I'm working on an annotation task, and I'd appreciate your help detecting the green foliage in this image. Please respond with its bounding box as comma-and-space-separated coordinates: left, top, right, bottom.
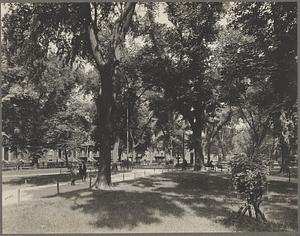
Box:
138, 2, 223, 117
229, 2, 297, 109
45, 89, 93, 150
1, 51, 86, 156
230, 154, 268, 205
3, 3, 91, 67
134, 3, 225, 167
2, 1, 297, 184
228, 2, 297, 157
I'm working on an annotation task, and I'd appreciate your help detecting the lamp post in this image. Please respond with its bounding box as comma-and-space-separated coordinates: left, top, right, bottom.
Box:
126, 105, 129, 163
180, 119, 187, 161
125, 86, 131, 169
182, 131, 185, 160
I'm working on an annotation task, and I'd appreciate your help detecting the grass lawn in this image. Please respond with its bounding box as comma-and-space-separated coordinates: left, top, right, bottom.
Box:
2, 171, 298, 233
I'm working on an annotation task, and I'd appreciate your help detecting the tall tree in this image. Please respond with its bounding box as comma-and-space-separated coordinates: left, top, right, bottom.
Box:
204, 106, 233, 163
2, 2, 136, 188
227, 2, 297, 169
45, 89, 93, 166
137, 2, 223, 170
1, 54, 81, 162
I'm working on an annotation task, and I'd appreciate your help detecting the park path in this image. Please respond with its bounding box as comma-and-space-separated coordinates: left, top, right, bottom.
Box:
2, 168, 169, 206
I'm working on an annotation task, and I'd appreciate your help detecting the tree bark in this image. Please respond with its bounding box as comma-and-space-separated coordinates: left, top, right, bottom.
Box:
253, 204, 267, 222
192, 122, 204, 171
280, 135, 289, 174
95, 140, 112, 188
94, 65, 114, 188
64, 149, 69, 168
217, 132, 226, 160
206, 140, 212, 164
81, 2, 136, 188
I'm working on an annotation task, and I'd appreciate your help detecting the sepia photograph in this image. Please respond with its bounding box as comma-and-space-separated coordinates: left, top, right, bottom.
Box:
1, 1, 298, 234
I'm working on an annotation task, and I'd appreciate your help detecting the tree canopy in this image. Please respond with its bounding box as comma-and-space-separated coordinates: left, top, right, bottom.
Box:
1, 1, 297, 186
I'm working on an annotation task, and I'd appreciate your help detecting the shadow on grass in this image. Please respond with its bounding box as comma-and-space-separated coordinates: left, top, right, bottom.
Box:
220, 212, 290, 231
268, 180, 297, 195
44, 188, 185, 229
264, 204, 298, 231
131, 176, 171, 188
145, 172, 297, 232
42, 171, 297, 232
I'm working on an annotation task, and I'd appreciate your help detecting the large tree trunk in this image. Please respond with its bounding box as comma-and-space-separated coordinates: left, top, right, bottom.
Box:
82, 2, 136, 189
95, 139, 112, 188
94, 65, 114, 189
280, 135, 289, 174
217, 132, 226, 161
64, 149, 69, 168
206, 140, 212, 164
192, 122, 204, 171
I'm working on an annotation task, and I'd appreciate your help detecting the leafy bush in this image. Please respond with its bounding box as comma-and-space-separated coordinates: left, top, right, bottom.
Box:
230, 154, 268, 221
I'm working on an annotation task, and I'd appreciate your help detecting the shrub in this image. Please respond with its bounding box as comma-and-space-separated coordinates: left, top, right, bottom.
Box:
230, 154, 268, 222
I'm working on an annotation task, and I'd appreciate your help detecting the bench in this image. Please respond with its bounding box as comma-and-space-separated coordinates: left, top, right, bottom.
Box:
269, 167, 281, 175
216, 162, 230, 172
269, 162, 281, 175
2, 162, 17, 170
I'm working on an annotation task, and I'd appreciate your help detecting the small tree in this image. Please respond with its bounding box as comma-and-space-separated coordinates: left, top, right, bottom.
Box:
230, 154, 268, 222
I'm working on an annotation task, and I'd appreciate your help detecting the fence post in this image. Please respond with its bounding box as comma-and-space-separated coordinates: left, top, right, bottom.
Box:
17, 189, 20, 205
89, 175, 92, 188
57, 179, 60, 194
144, 170, 146, 177
154, 168, 155, 173
288, 168, 291, 183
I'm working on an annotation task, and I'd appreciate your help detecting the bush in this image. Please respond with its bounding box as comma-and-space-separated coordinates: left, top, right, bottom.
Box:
230, 154, 268, 222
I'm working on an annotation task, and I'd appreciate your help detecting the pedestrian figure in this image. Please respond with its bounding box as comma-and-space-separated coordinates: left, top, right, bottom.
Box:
82, 162, 87, 182
208, 160, 214, 170
182, 158, 188, 170
70, 165, 76, 185
78, 164, 83, 181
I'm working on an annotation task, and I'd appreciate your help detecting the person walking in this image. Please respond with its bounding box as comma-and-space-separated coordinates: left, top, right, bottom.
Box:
182, 158, 188, 170
70, 165, 76, 185
82, 162, 87, 182
78, 164, 83, 182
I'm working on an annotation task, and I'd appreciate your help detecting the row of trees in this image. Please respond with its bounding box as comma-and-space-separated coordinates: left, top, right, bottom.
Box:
2, 53, 93, 163
2, 2, 297, 188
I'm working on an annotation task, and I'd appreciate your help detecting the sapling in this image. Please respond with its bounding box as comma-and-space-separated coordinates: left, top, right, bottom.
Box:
230, 154, 268, 222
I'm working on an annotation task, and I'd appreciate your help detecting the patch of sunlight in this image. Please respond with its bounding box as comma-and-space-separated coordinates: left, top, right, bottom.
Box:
79, 192, 93, 197
193, 202, 206, 208
269, 202, 298, 209
200, 195, 227, 202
